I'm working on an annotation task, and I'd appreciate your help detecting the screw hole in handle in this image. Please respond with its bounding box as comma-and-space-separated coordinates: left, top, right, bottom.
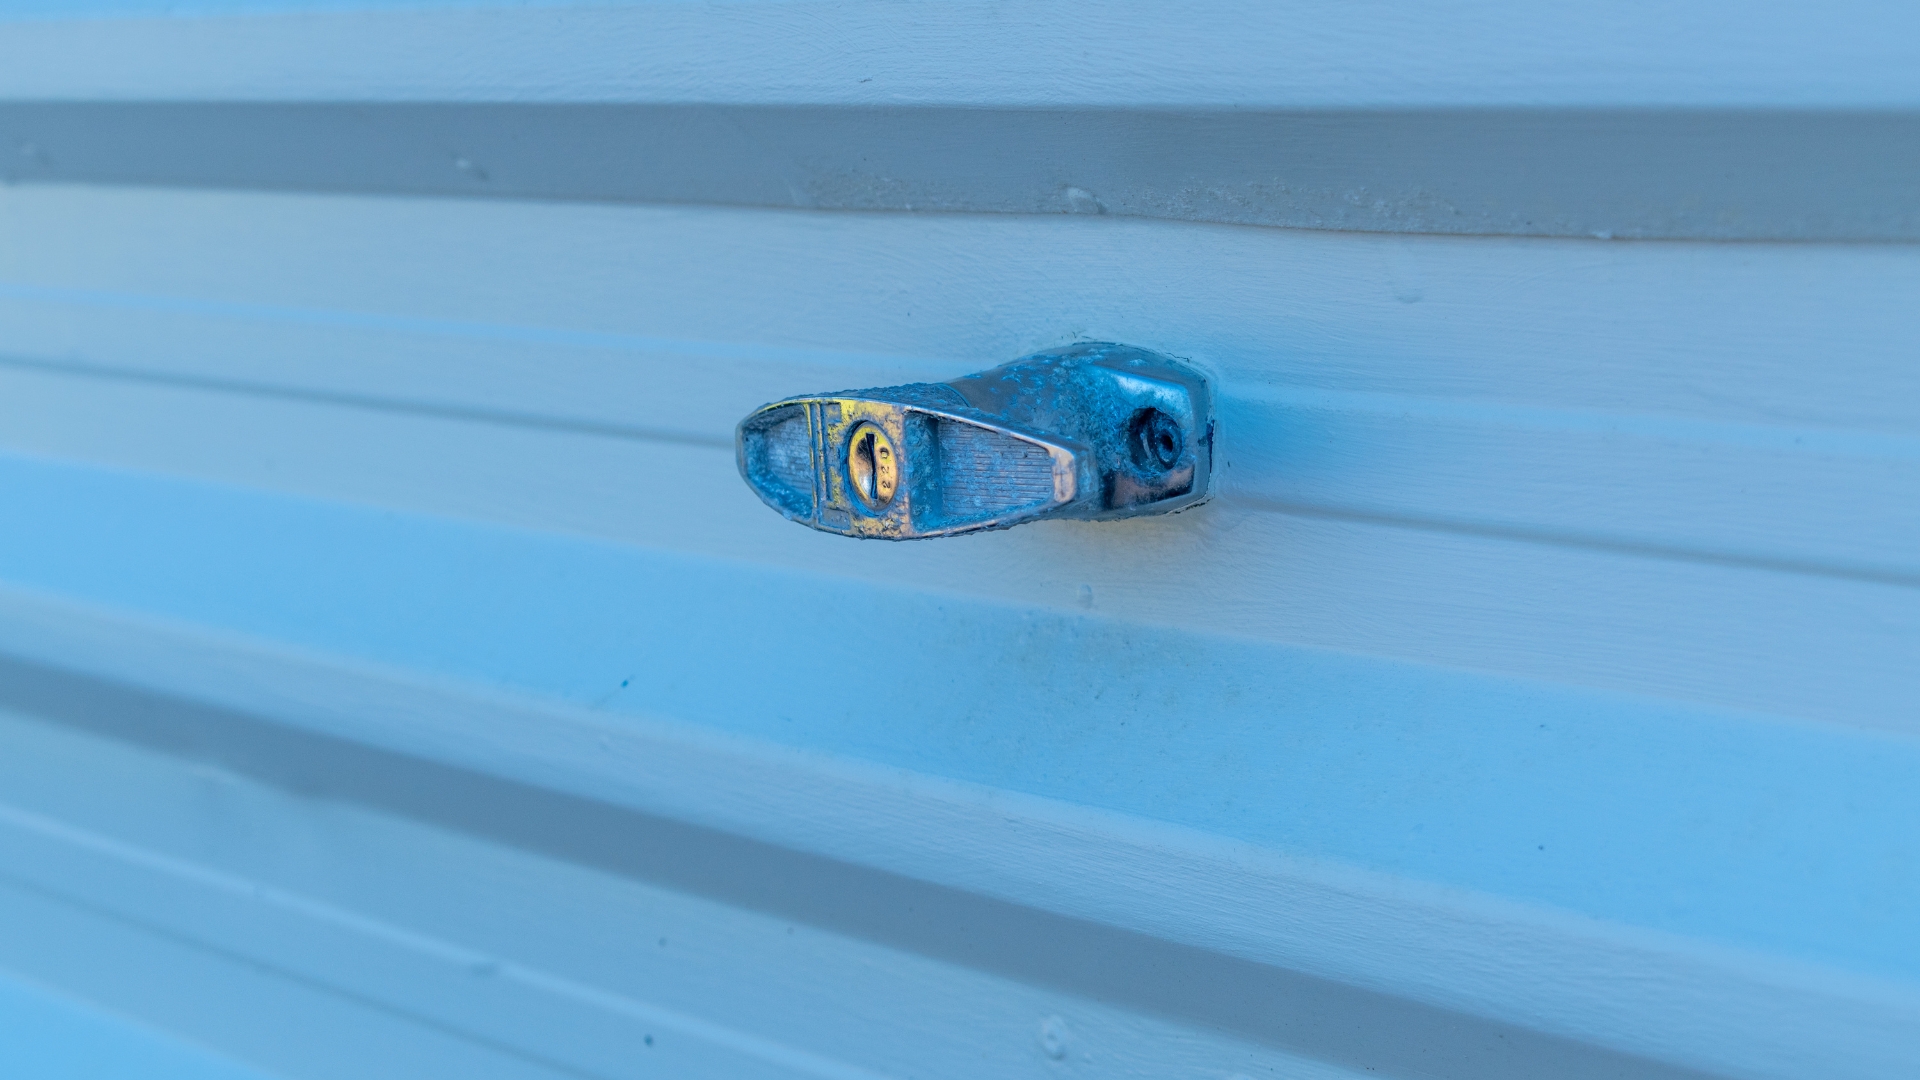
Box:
1129, 408, 1185, 472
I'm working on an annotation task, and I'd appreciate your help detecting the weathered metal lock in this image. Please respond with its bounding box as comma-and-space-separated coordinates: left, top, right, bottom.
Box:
736, 343, 1213, 539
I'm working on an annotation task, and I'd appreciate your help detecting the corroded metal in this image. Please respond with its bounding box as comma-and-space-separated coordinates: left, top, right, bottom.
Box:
736, 342, 1213, 539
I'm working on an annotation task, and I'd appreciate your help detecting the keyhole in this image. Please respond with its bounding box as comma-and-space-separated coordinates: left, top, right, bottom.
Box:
846, 421, 899, 510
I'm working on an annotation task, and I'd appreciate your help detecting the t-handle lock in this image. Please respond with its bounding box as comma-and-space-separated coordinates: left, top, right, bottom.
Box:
736, 342, 1213, 539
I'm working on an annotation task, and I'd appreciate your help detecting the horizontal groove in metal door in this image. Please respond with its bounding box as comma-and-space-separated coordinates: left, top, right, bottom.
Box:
8, 103, 1920, 240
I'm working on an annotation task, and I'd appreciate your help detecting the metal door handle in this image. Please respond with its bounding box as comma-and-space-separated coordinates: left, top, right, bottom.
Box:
736, 343, 1212, 539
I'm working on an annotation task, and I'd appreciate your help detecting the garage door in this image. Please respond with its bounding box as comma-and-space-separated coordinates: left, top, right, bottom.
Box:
0, 4, 1915, 1077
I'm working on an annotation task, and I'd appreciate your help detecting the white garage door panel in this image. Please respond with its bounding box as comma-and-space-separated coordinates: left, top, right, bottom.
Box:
0, 578, 1913, 1080
0, 188, 1914, 730
0, 5, 1913, 1072
7, 189, 1920, 432
9, 3, 1920, 244
0, 701, 1416, 1080
5, 348, 1918, 587
0, 966, 270, 1080
0, 1, 1912, 108
0, 439, 1914, 990
0, 381, 1913, 740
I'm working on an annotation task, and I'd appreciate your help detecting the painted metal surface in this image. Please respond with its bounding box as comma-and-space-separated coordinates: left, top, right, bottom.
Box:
12, 103, 1920, 241
0, 3, 1916, 1078
4, 2, 1920, 239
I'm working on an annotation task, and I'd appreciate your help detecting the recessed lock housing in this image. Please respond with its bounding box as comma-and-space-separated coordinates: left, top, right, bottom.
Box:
736, 343, 1213, 539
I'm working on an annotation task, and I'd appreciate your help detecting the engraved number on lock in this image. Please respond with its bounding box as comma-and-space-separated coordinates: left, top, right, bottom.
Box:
846, 421, 899, 511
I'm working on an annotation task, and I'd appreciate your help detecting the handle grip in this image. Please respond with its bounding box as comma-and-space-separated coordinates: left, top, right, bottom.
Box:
737, 343, 1212, 539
